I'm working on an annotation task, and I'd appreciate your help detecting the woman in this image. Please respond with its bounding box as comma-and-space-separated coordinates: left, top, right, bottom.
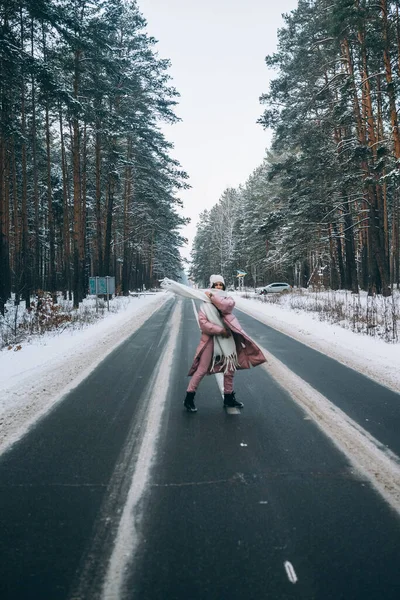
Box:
183, 274, 266, 413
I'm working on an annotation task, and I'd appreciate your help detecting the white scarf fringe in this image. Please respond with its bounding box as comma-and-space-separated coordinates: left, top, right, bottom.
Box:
161, 278, 239, 373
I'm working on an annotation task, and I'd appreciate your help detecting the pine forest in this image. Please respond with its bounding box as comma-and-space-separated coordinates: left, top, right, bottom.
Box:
191, 0, 400, 297
0, 0, 188, 315
2, 0, 400, 319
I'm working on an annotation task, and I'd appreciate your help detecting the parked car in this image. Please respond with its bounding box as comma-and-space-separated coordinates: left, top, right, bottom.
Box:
259, 282, 292, 294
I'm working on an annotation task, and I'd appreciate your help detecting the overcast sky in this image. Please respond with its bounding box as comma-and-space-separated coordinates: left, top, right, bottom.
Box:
139, 0, 299, 260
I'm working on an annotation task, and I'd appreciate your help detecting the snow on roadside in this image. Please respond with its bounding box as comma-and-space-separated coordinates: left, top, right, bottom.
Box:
0, 292, 171, 454
1, 287, 399, 455
234, 293, 400, 395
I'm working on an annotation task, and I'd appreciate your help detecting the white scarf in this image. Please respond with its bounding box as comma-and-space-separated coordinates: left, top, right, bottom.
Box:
161, 278, 239, 372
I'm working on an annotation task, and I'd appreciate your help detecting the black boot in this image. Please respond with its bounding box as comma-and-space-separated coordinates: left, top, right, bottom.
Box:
184, 391, 197, 412
223, 392, 244, 409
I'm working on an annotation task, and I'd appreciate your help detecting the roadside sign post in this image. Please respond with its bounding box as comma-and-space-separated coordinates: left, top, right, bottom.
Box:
89, 276, 115, 311
106, 276, 110, 311
236, 270, 247, 292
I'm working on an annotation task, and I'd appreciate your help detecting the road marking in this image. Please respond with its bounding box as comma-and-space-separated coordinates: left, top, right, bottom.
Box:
215, 372, 224, 396
284, 561, 298, 584
191, 299, 200, 327
100, 301, 183, 600
235, 302, 400, 395
215, 375, 241, 414
226, 406, 241, 414
260, 346, 400, 514
215, 374, 241, 414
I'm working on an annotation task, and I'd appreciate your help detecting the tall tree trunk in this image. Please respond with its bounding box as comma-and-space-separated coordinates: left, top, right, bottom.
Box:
122, 136, 132, 295
342, 37, 369, 289
376, 73, 389, 270
359, 14, 390, 295
328, 224, 339, 289
31, 18, 40, 293
0, 132, 11, 314
42, 24, 57, 302
103, 170, 115, 276
332, 222, 346, 288
72, 48, 82, 308
381, 0, 400, 161
11, 136, 21, 304
343, 197, 359, 293
95, 116, 103, 276
391, 191, 399, 287
59, 105, 71, 300
149, 230, 155, 284
397, 194, 400, 287
81, 120, 87, 300
45, 95, 56, 301
20, 10, 30, 309
397, 2, 400, 76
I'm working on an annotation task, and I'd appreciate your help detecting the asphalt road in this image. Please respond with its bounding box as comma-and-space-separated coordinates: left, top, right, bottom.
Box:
0, 297, 399, 600
235, 307, 400, 456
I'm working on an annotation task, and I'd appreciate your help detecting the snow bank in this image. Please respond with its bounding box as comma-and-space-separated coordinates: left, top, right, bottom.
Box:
234, 293, 400, 394
0, 293, 170, 454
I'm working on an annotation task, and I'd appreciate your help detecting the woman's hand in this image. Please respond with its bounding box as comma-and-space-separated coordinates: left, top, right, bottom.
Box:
205, 291, 213, 299
220, 328, 231, 338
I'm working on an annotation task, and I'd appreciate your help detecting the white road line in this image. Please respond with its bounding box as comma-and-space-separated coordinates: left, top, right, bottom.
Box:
101, 301, 182, 600
284, 561, 298, 584
216, 374, 240, 414
215, 373, 224, 397
191, 299, 200, 327
235, 300, 400, 396
226, 407, 241, 415
260, 346, 400, 514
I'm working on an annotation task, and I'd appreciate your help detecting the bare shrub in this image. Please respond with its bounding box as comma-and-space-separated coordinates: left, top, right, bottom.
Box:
0, 292, 130, 350
246, 287, 400, 343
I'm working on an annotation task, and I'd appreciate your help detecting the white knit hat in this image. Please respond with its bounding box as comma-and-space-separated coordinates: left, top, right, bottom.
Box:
209, 274, 225, 287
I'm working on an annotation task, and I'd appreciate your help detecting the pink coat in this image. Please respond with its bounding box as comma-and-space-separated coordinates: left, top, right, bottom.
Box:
188, 294, 266, 376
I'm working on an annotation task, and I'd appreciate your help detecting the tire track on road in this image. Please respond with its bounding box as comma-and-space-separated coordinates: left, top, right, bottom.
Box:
68, 301, 183, 600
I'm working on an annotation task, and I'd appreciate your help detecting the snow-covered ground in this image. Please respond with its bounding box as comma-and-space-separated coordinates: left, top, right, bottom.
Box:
0, 293, 170, 454
234, 292, 400, 394
1, 289, 399, 455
